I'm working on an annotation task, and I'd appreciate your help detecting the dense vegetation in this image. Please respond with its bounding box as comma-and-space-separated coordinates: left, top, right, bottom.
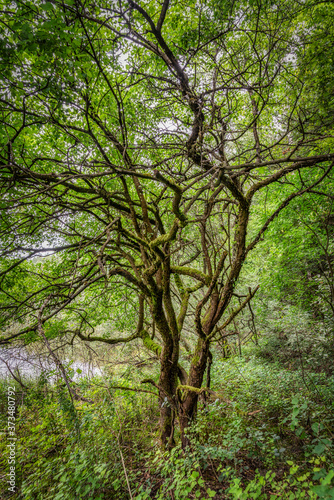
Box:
1, 0, 334, 498
1, 333, 334, 499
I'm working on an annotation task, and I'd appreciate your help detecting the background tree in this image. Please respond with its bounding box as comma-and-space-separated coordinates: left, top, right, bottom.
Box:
1, 0, 334, 447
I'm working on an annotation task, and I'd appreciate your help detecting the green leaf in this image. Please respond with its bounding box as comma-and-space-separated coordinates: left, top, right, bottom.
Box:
207, 489, 216, 498
41, 2, 53, 11
322, 470, 334, 485
313, 443, 327, 455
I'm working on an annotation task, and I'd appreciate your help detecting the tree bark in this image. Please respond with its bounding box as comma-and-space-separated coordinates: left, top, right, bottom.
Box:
179, 337, 210, 448
158, 340, 178, 448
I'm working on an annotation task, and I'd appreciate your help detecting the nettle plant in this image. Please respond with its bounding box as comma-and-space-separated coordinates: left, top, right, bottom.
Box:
1, 0, 334, 446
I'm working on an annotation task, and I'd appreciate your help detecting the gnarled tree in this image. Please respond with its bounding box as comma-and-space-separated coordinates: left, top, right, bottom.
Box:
1, 0, 333, 446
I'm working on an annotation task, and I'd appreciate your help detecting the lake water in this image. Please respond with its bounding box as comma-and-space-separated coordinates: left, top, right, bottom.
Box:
0, 347, 102, 381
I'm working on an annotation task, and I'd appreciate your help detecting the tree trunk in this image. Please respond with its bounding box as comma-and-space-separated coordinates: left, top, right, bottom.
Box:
159, 397, 174, 448
158, 342, 178, 448
178, 338, 210, 448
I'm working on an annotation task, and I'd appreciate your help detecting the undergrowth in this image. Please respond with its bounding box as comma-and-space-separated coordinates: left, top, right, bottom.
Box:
1, 346, 334, 499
